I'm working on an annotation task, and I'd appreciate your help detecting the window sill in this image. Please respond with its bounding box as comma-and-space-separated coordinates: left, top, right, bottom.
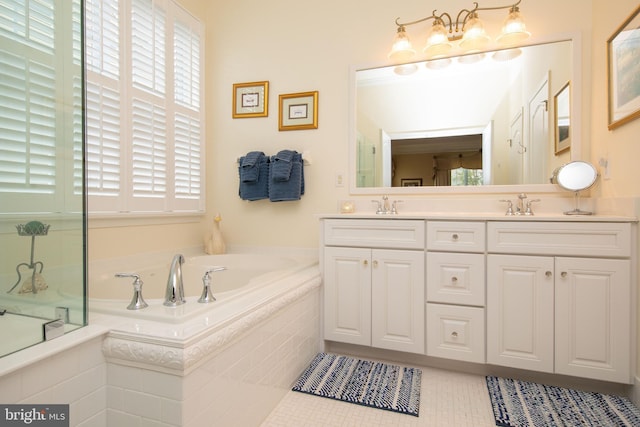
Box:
88, 211, 205, 229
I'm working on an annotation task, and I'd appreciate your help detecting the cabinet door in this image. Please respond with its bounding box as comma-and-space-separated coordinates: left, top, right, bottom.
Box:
323, 247, 371, 346
555, 257, 631, 383
371, 249, 425, 354
487, 254, 554, 372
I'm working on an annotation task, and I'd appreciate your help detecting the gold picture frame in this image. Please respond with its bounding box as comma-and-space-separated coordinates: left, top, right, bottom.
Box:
232, 81, 269, 118
607, 5, 640, 130
554, 81, 571, 154
278, 91, 318, 131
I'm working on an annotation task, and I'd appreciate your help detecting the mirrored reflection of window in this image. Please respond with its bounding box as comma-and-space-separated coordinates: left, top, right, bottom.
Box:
451, 168, 483, 186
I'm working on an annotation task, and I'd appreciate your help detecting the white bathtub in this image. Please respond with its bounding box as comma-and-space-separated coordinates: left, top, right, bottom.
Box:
89, 251, 319, 324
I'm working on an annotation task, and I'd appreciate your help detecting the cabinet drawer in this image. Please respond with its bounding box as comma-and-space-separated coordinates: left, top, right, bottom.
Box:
427, 252, 485, 306
426, 303, 485, 363
427, 221, 485, 253
487, 222, 631, 257
323, 219, 425, 249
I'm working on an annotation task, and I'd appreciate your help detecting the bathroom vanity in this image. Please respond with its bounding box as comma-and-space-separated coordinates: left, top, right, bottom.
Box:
319, 213, 637, 384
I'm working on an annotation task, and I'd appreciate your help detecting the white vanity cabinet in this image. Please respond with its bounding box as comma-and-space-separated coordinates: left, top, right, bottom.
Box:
487, 221, 633, 383
323, 219, 425, 354
426, 221, 486, 363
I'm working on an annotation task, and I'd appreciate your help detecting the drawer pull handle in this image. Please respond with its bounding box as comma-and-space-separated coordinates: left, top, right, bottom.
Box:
373, 260, 378, 268
451, 276, 458, 283
451, 331, 458, 338
545, 271, 552, 278
363, 260, 368, 266
561, 271, 567, 278
452, 233, 459, 241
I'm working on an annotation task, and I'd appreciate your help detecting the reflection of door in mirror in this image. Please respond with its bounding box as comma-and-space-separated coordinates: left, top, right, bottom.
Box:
527, 75, 550, 184
508, 108, 524, 185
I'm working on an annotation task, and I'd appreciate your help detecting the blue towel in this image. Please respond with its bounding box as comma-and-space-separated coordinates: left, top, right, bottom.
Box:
271, 150, 296, 182
240, 151, 266, 183
238, 154, 269, 201
269, 151, 304, 202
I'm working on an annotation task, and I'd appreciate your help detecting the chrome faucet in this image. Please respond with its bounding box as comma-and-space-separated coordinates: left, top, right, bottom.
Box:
371, 195, 401, 214
516, 193, 527, 214
164, 254, 186, 307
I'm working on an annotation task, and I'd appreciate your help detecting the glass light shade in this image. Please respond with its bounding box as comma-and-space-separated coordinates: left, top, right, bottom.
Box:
394, 63, 418, 75
423, 21, 452, 58
425, 57, 452, 70
457, 52, 485, 64
496, 8, 531, 46
492, 48, 522, 61
459, 15, 489, 52
388, 26, 416, 61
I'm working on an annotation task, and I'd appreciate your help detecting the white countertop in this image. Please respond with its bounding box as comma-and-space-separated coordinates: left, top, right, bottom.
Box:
318, 212, 637, 222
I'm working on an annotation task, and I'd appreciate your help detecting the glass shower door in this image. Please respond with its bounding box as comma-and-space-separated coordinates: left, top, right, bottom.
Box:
0, 0, 86, 357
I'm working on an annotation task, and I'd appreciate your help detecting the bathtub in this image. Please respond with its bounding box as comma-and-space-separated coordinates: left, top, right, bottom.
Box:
89, 251, 319, 324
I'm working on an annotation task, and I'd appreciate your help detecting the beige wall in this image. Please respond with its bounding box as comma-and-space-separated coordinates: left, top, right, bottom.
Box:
89, 0, 640, 251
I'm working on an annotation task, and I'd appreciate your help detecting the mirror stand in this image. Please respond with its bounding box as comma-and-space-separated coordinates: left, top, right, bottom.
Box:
565, 190, 592, 215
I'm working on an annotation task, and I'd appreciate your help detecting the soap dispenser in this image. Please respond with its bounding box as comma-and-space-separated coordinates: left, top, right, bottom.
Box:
205, 214, 226, 255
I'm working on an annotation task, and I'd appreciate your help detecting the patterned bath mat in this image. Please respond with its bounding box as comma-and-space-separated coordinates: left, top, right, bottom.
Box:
292, 352, 422, 416
486, 375, 640, 426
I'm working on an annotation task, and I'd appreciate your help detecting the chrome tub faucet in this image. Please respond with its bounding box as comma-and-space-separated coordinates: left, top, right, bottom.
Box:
164, 254, 186, 307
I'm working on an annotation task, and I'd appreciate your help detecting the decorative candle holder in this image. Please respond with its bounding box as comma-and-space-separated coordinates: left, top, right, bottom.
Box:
8, 221, 50, 294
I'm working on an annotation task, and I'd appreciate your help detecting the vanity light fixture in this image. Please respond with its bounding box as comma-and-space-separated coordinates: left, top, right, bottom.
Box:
388, 0, 531, 61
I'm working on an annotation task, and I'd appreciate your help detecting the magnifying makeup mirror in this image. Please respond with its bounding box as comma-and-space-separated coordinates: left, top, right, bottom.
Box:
550, 161, 598, 215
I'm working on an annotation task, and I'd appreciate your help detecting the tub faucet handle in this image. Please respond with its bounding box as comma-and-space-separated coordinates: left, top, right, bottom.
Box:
198, 267, 226, 304
115, 273, 148, 310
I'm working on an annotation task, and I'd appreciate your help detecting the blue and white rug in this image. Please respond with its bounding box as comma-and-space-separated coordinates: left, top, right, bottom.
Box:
292, 352, 422, 417
486, 375, 640, 426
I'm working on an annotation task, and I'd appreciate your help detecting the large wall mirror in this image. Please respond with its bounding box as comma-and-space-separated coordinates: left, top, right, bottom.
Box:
351, 38, 580, 194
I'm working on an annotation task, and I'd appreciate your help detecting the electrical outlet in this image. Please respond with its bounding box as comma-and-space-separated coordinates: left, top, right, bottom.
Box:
599, 158, 610, 180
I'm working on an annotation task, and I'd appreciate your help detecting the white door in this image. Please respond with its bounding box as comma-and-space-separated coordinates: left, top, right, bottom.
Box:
526, 74, 550, 184
555, 257, 631, 383
371, 249, 425, 354
324, 246, 372, 346
487, 254, 554, 372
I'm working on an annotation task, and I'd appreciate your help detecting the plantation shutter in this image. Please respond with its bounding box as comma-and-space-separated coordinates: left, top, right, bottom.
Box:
0, 0, 80, 214
85, 0, 123, 212
172, 8, 202, 209
86, 0, 203, 215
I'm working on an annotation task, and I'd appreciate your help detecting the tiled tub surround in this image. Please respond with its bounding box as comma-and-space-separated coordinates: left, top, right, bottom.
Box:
0, 248, 321, 427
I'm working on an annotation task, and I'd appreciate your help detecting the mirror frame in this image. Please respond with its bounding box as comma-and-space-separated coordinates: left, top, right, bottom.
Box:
348, 33, 583, 195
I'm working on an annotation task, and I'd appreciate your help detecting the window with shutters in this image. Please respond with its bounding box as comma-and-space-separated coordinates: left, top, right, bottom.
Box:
0, 0, 83, 214
85, 0, 204, 215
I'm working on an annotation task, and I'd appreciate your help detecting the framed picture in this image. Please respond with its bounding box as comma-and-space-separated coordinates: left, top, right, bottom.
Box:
232, 81, 268, 118
554, 81, 571, 154
607, 5, 640, 130
279, 91, 318, 131
401, 178, 422, 187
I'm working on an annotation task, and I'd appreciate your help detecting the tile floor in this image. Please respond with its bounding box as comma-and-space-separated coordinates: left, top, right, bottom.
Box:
261, 364, 497, 426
